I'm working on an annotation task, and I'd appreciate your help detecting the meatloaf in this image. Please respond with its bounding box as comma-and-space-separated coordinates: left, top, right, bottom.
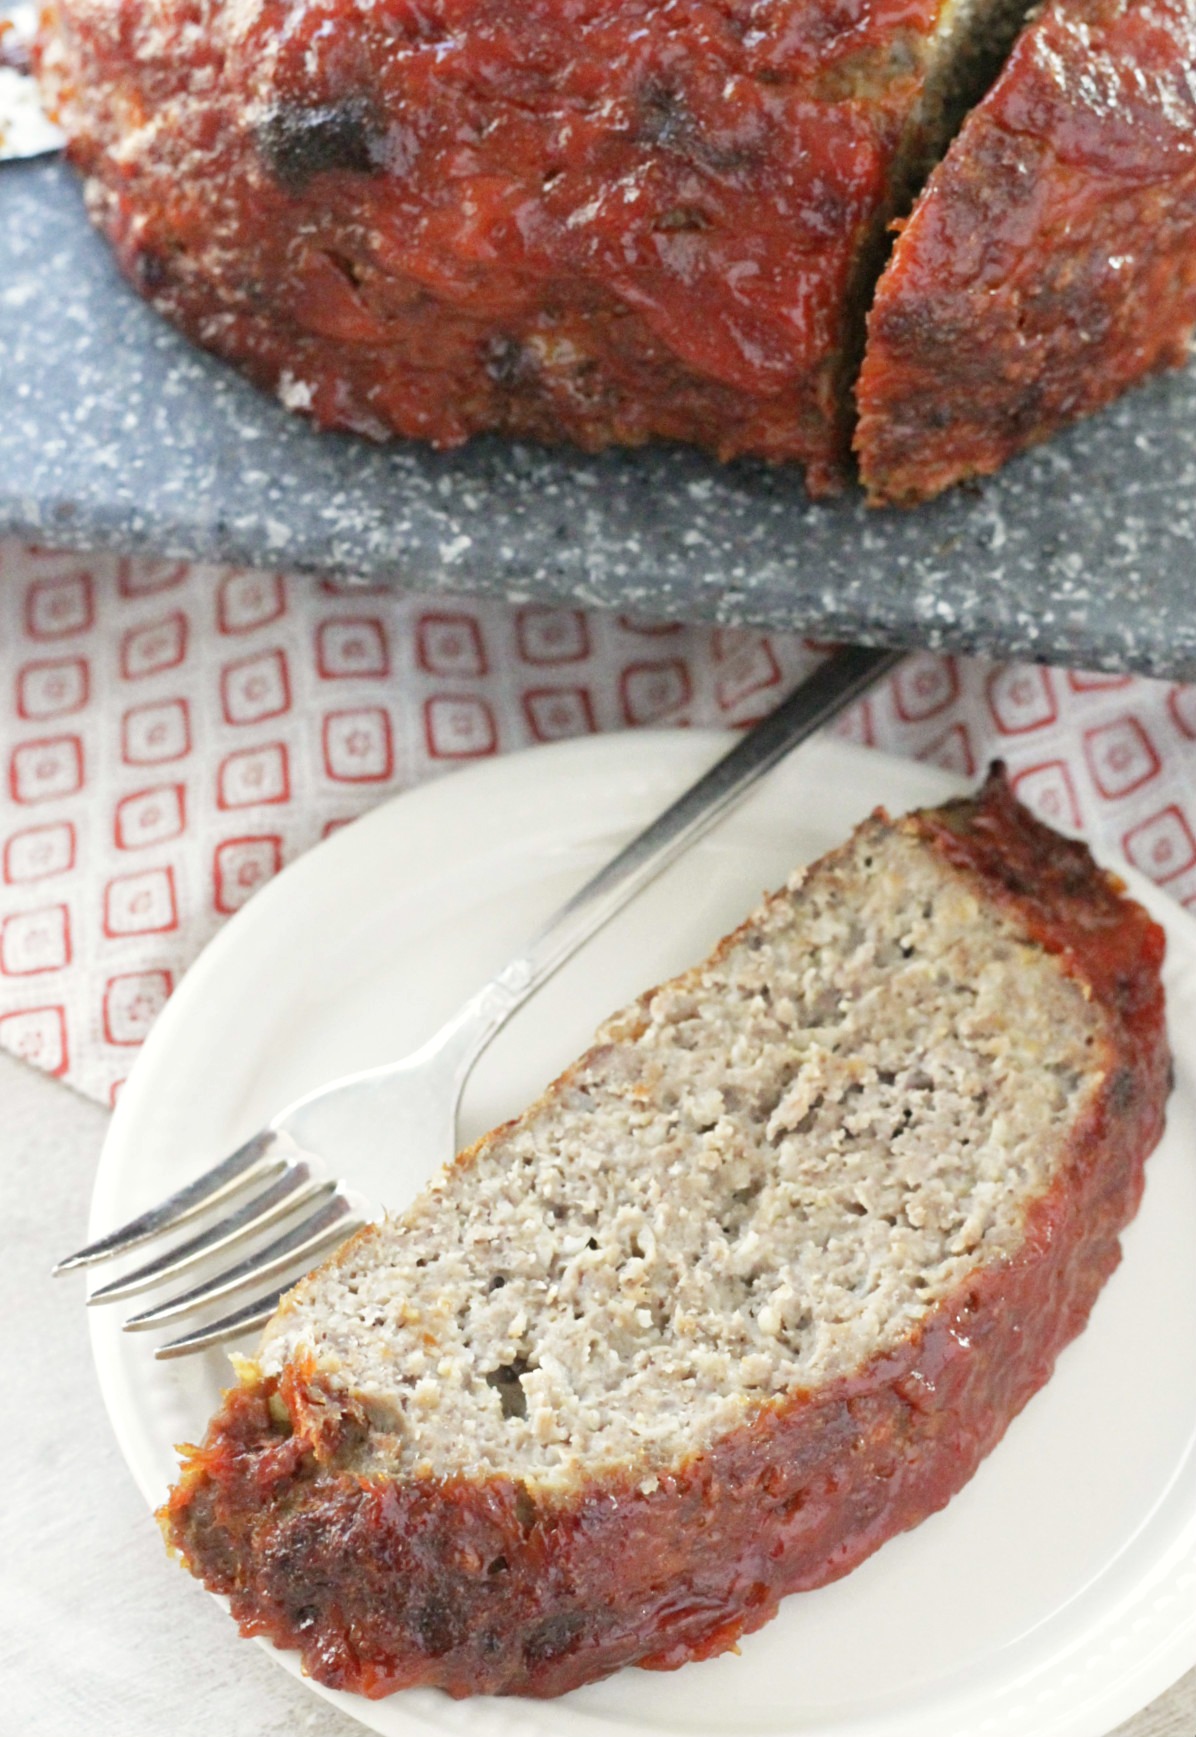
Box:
161, 768, 1170, 1699
857, 0, 1196, 504
37, 0, 1034, 495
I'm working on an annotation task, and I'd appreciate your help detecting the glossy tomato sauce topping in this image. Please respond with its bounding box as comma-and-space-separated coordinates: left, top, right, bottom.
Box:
44, 0, 952, 485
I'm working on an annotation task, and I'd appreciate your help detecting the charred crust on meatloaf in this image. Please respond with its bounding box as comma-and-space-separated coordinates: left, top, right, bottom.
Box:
256, 98, 384, 192
634, 79, 762, 173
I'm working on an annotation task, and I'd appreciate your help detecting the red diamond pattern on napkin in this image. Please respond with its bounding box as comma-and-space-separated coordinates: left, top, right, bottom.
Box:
2, 538, 1195, 1106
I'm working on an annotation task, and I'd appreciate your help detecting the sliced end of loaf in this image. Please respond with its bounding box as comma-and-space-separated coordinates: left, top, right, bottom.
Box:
856, 0, 1196, 504
835, 0, 1038, 467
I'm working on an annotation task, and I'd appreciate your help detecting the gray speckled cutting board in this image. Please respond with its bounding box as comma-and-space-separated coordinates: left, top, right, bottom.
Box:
4, 157, 1196, 676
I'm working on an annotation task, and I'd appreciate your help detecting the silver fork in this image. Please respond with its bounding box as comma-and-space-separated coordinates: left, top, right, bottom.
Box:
55, 645, 901, 1358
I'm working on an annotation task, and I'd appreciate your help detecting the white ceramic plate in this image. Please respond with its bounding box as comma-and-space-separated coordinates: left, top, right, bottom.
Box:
88, 735, 1196, 1737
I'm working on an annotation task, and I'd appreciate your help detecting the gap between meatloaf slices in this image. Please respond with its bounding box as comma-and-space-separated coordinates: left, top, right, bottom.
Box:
36, 0, 1035, 495
160, 768, 1171, 1699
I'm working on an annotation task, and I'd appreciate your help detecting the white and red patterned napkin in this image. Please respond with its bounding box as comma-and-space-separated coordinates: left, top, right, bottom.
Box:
2, 534, 1194, 1107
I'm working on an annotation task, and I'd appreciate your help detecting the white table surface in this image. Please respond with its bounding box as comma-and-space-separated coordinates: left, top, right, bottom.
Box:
4, 1047, 1194, 1737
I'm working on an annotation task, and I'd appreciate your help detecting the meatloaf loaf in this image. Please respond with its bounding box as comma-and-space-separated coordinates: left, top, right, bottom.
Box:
37, 0, 1033, 495
161, 768, 1170, 1698
857, 0, 1196, 504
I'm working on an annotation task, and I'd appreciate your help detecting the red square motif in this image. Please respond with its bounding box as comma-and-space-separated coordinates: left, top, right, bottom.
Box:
987, 667, 1058, 735
1011, 762, 1082, 831
832, 696, 876, 748
916, 722, 975, 777
1068, 669, 1133, 693
117, 557, 187, 597
4, 822, 76, 884
120, 611, 189, 680
620, 659, 691, 726
1084, 718, 1161, 800
892, 654, 959, 723
1, 905, 71, 975
217, 570, 286, 634
1122, 807, 1196, 884
9, 735, 84, 804
416, 613, 488, 678
316, 618, 390, 679
220, 648, 291, 725
24, 574, 94, 640
17, 657, 90, 720
114, 784, 187, 851
104, 867, 179, 937
515, 608, 590, 665
423, 696, 496, 760
217, 743, 291, 809
1168, 685, 1196, 740
522, 688, 597, 742
715, 637, 782, 713
122, 698, 191, 765
213, 837, 283, 913
103, 970, 173, 1045
0, 1005, 68, 1076
617, 615, 683, 636
319, 577, 388, 596
323, 708, 395, 781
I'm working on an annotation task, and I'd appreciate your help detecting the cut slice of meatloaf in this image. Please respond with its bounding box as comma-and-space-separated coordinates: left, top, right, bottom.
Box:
38, 0, 1031, 494
856, 0, 1196, 505
161, 768, 1170, 1699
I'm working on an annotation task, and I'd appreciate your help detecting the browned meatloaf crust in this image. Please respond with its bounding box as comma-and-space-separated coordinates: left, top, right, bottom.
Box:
857, 0, 1196, 504
161, 772, 1170, 1700
37, 0, 1029, 495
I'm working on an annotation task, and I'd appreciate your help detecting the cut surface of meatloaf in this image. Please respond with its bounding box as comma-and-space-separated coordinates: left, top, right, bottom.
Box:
161, 768, 1171, 1699
38, 0, 1031, 494
856, 0, 1196, 505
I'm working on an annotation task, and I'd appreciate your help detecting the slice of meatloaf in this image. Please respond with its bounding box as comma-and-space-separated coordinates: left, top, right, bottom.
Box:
161, 768, 1170, 1699
38, 0, 1030, 494
856, 0, 1196, 505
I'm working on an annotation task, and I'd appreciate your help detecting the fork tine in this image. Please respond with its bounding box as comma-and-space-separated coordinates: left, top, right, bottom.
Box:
122, 1194, 361, 1330
53, 1130, 286, 1274
153, 1284, 292, 1360
86, 1166, 335, 1305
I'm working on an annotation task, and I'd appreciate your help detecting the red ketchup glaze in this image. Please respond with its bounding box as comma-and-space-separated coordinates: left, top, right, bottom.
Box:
42, 0, 948, 489
160, 769, 1171, 1699
856, 0, 1196, 504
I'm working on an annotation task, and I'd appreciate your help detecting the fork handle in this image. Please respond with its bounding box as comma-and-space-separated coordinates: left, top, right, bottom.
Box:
446, 644, 902, 1070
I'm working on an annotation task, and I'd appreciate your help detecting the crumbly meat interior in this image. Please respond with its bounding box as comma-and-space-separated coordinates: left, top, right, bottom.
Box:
834, 0, 1037, 433
261, 819, 1104, 1491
